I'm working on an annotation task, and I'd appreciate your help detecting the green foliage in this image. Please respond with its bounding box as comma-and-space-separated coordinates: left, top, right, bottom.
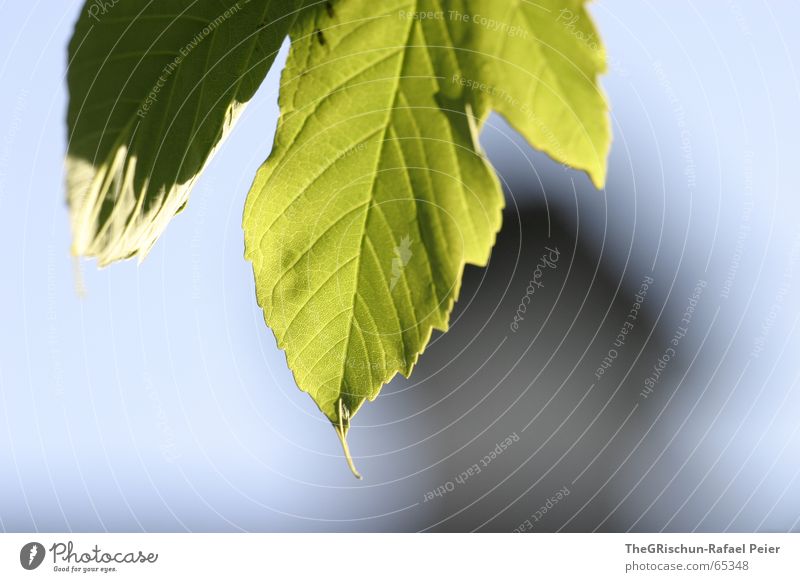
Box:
67, 0, 610, 476
66, 0, 305, 265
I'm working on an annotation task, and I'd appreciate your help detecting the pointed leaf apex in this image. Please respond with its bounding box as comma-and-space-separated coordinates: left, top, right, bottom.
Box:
335, 398, 362, 479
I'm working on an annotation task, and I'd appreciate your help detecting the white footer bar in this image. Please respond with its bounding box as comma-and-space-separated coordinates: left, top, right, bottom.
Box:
1, 533, 797, 580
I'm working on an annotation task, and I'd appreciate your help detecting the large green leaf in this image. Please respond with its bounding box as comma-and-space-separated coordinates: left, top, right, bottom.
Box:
67, 0, 304, 265
243, 0, 609, 475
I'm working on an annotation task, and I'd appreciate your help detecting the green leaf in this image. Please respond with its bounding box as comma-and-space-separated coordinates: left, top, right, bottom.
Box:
66, 0, 305, 265
243, 0, 609, 475
449, 0, 610, 187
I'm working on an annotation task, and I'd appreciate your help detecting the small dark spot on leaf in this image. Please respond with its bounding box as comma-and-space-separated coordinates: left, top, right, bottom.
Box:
315, 28, 326, 46
325, 1, 335, 18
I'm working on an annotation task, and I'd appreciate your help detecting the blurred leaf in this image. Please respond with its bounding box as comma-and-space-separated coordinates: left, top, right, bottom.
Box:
66, 0, 304, 265
451, 0, 610, 187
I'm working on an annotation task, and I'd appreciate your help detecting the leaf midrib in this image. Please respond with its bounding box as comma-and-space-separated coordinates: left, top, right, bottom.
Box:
334, 5, 418, 413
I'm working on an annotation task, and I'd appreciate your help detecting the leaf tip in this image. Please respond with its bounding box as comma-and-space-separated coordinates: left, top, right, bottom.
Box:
335, 399, 362, 479
589, 165, 607, 190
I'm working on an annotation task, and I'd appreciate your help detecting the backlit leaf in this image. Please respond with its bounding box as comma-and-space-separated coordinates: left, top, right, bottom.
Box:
67, 0, 305, 265
243, 0, 609, 475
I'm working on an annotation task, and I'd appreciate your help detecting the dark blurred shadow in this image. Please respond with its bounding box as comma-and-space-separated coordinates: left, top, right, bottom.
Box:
392, 199, 678, 532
